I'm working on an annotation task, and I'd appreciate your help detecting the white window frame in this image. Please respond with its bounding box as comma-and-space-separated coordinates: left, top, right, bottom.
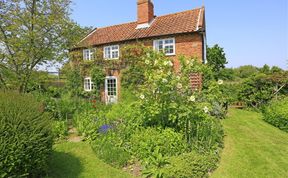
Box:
105, 76, 118, 104
103, 45, 119, 59
153, 38, 176, 56
84, 77, 94, 91
83, 48, 95, 60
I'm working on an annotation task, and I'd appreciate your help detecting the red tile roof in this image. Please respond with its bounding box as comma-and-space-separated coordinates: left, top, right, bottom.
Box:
76, 7, 205, 48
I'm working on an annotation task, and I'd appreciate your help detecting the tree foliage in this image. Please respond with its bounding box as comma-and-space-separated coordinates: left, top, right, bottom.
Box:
206, 44, 228, 74
0, 0, 90, 92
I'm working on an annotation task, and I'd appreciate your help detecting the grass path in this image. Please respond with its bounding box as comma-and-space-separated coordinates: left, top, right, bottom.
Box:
212, 109, 288, 178
47, 142, 133, 178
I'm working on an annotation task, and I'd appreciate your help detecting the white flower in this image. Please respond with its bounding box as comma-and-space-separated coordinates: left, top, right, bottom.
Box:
203, 106, 209, 113
189, 96, 196, 102
140, 94, 145, 100
167, 71, 172, 76
177, 83, 183, 89
168, 61, 173, 66
176, 76, 180, 80
154, 60, 158, 65
145, 60, 150, 65
146, 53, 151, 57
164, 61, 169, 66
218, 80, 224, 85
162, 78, 168, 83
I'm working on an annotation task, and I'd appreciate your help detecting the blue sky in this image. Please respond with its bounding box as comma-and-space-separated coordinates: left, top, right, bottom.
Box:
71, 0, 288, 69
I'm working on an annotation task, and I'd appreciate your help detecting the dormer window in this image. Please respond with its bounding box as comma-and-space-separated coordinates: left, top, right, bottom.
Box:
104, 45, 119, 59
83, 49, 95, 60
153, 38, 175, 56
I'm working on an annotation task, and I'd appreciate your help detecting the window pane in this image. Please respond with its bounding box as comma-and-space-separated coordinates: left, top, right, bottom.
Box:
164, 45, 174, 54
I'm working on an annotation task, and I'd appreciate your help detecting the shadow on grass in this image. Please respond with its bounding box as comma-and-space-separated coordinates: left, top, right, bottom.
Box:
47, 151, 83, 178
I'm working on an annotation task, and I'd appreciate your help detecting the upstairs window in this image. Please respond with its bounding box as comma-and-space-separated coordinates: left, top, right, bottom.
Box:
84, 77, 94, 91
104, 45, 119, 59
83, 48, 96, 60
153, 38, 175, 56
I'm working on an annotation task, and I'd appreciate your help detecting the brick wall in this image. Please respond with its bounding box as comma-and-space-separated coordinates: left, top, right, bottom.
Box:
71, 32, 204, 102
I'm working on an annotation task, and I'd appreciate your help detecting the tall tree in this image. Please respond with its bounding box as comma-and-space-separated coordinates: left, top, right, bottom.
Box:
0, 0, 89, 92
207, 44, 228, 74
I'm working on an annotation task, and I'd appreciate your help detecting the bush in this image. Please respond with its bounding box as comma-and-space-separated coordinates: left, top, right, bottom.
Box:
0, 92, 53, 178
73, 110, 99, 140
52, 120, 68, 139
163, 151, 219, 178
91, 133, 131, 168
262, 98, 288, 132
187, 116, 224, 153
129, 127, 187, 160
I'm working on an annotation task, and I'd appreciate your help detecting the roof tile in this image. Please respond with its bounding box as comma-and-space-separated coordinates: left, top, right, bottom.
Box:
77, 7, 204, 48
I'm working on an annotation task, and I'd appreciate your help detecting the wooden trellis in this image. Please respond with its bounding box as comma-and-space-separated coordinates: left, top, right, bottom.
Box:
190, 73, 202, 91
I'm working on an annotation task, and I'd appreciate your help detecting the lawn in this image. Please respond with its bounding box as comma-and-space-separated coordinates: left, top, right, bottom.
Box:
212, 109, 288, 178
47, 142, 133, 178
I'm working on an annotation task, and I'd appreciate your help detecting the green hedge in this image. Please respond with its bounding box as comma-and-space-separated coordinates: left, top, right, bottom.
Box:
0, 92, 53, 178
262, 97, 288, 132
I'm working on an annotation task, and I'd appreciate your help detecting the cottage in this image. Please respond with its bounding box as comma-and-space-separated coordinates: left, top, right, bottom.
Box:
71, 0, 207, 104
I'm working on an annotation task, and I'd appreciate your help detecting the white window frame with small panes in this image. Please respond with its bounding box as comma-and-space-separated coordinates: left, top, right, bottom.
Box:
105, 76, 118, 104
83, 48, 96, 60
153, 38, 176, 56
103, 45, 119, 59
84, 77, 94, 91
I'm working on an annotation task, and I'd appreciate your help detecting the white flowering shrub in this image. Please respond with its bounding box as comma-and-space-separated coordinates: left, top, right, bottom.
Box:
131, 48, 225, 148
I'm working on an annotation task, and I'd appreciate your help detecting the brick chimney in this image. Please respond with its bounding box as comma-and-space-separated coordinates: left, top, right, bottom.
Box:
137, 0, 154, 28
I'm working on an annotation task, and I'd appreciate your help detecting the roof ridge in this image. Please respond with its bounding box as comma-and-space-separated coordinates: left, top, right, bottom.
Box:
89, 7, 202, 31
96, 21, 137, 30
155, 7, 202, 18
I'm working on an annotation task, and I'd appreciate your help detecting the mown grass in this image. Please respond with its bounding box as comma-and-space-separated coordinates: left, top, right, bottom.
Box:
47, 142, 133, 178
212, 109, 288, 178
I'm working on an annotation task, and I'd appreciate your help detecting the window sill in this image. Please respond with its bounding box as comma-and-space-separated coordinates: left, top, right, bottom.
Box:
165, 53, 176, 56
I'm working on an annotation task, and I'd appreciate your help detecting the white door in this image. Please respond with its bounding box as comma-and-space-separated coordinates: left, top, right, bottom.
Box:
105, 76, 118, 104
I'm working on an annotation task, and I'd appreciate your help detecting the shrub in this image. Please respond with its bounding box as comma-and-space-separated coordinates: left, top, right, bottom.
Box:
129, 127, 187, 160
52, 120, 68, 139
73, 110, 99, 140
187, 115, 224, 153
91, 133, 131, 168
163, 151, 219, 178
0, 92, 53, 178
262, 98, 288, 132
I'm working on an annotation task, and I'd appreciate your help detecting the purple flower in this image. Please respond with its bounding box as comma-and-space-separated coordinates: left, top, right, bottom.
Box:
98, 124, 112, 133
